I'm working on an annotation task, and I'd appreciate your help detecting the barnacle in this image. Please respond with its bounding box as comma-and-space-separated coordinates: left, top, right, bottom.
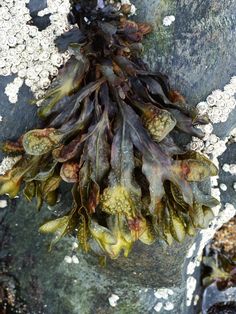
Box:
0, 0, 71, 103
0, 0, 219, 259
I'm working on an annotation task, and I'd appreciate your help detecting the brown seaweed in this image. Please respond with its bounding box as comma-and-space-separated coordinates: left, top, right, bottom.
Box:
0, 0, 219, 259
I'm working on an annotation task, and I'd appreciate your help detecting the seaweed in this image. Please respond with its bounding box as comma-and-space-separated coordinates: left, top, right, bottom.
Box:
0, 0, 219, 259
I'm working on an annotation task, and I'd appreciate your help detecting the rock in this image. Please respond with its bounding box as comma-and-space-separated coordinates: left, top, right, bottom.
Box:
202, 284, 236, 314
2, 189, 187, 313
135, 0, 236, 104
27, 0, 51, 31
0, 1, 236, 313
0, 77, 39, 161
218, 143, 236, 207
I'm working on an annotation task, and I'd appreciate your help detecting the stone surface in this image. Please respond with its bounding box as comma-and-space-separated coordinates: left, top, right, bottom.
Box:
2, 193, 186, 314
0, 1, 236, 314
202, 284, 236, 314
0, 76, 38, 161
218, 143, 236, 207
136, 0, 236, 104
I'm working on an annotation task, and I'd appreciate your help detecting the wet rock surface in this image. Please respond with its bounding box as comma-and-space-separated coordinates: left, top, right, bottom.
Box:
0, 77, 38, 161
202, 285, 236, 314
136, 0, 236, 104
218, 143, 236, 207
0, 1, 236, 313
201, 216, 236, 314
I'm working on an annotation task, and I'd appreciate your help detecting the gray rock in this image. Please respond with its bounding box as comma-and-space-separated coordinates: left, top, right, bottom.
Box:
218, 143, 236, 207
0, 76, 38, 161
135, 0, 236, 104
3, 194, 186, 314
202, 284, 236, 314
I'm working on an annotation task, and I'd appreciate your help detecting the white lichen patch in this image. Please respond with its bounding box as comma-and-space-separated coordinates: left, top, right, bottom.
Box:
0, 156, 22, 175
108, 294, 120, 307
0, 199, 8, 208
163, 15, 175, 26
1, 0, 71, 103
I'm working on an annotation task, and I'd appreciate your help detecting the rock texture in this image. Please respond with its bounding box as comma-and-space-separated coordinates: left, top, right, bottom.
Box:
0, 1, 236, 313
136, 0, 236, 104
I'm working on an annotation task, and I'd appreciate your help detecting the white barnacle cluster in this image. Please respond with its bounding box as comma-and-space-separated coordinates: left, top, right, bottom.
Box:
203, 76, 236, 123
153, 289, 175, 312
186, 76, 236, 308
190, 125, 227, 158
194, 77, 236, 208
0, 199, 8, 208
163, 15, 176, 27
190, 76, 236, 156
223, 163, 236, 176
64, 255, 79, 264
188, 76, 236, 215
189, 76, 236, 158
154, 288, 174, 300
1, 0, 71, 103
108, 294, 120, 307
